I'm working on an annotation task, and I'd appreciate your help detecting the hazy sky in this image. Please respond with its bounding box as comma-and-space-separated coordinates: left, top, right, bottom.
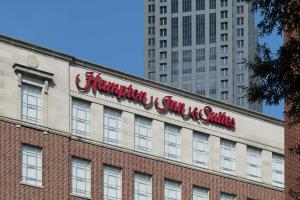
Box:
0, 0, 284, 119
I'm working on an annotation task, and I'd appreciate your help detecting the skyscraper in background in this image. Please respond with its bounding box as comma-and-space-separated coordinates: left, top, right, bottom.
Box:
144, 0, 262, 112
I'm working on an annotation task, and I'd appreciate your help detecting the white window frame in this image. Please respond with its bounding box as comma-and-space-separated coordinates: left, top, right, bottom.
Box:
164, 124, 181, 161
72, 99, 91, 138
272, 153, 284, 188
103, 166, 122, 200
246, 146, 262, 182
164, 180, 181, 200
134, 116, 152, 154
192, 186, 209, 200
71, 157, 91, 198
21, 83, 43, 125
220, 192, 236, 200
21, 144, 42, 187
193, 132, 209, 169
220, 139, 236, 175
134, 173, 152, 200
104, 107, 122, 146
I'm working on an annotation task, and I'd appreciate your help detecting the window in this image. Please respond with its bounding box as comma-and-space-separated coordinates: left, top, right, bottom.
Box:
193, 186, 209, 200
148, 72, 155, 80
160, 40, 167, 48
22, 83, 43, 125
104, 107, 122, 146
221, 22, 228, 30
160, 6, 167, 14
135, 116, 152, 153
221, 68, 228, 76
220, 193, 236, 200
196, 48, 205, 72
165, 124, 181, 161
221, 45, 228, 53
148, 49, 155, 59
148, 27, 155, 35
221, 57, 228, 65
182, 50, 192, 81
237, 17, 244, 25
148, 61, 155, 71
247, 147, 262, 182
220, 139, 236, 174
183, 16, 192, 46
160, 17, 167, 25
237, 5, 244, 14
193, 132, 209, 169
237, 40, 244, 48
221, 80, 228, 89
148, 38, 155, 46
183, 0, 191, 12
164, 180, 181, 200
72, 99, 91, 138
171, 51, 179, 85
237, 28, 244, 37
148, 16, 155, 24
272, 153, 284, 188
160, 74, 167, 83
221, 11, 228, 18
237, 97, 245, 106
221, 33, 228, 42
160, 63, 167, 72
237, 86, 244, 95
196, 0, 205, 10
160, 28, 167, 37
72, 158, 91, 198
209, 13, 216, 43
209, 0, 216, 9
171, 17, 178, 47
221, 91, 229, 100
196, 14, 205, 45
237, 51, 244, 59
160, 51, 167, 60
196, 83, 205, 95
148, 5, 155, 13
134, 173, 152, 200
21, 145, 42, 186
237, 74, 244, 82
209, 82, 217, 98
209, 47, 216, 70
104, 166, 122, 200
221, 0, 228, 7
171, 0, 178, 13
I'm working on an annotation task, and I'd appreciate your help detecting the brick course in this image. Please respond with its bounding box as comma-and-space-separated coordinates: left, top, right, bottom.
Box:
0, 120, 284, 200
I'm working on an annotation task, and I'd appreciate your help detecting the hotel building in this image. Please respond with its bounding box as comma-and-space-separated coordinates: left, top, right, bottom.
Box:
0, 34, 284, 199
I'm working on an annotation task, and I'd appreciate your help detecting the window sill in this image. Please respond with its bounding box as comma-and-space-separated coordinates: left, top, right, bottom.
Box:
70, 193, 92, 200
20, 182, 43, 189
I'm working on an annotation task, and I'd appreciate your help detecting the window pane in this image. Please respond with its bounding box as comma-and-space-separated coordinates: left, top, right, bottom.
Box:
104, 166, 122, 200
104, 108, 122, 146
135, 116, 152, 153
164, 180, 181, 200
165, 125, 181, 161
134, 173, 152, 200
22, 145, 42, 186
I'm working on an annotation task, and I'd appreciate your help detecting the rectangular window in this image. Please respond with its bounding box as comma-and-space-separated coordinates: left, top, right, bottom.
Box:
160, 40, 167, 48
171, 17, 178, 47
237, 28, 244, 37
135, 116, 152, 153
183, 16, 192, 46
72, 158, 91, 198
148, 72, 155, 80
221, 68, 228, 77
171, 0, 178, 13
247, 147, 262, 182
196, 48, 205, 72
221, 57, 228, 65
148, 49, 155, 59
209, 13, 216, 43
221, 91, 229, 100
164, 180, 181, 200
148, 38, 155, 46
160, 74, 167, 83
220, 139, 236, 174
165, 124, 181, 161
183, 0, 192, 12
160, 6, 167, 14
193, 132, 209, 169
193, 186, 209, 200
237, 74, 244, 83
209, 0, 216, 9
22, 83, 43, 125
160, 51, 167, 60
221, 80, 228, 89
148, 60, 155, 71
160, 17, 167, 25
237, 5, 244, 14
221, 22, 228, 30
21, 145, 42, 186
134, 173, 152, 200
237, 17, 244, 25
272, 153, 284, 188
220, 193, 236, 200
160, 63, 167, 72
221, 10, 228, 18
237, 97, 245, 106
72, 99, 90, 138
148, 16, 155, 24
148, 27, 155, 35
237, 40, 244, 48
221, 0, 228, 7
160, 28, 167, 37
196, 83, 205, 95
196, 0, 205, 10
182, 50, 192, 80
148, 5, 155, 13
196, 14, 205, 45
104, 107, 122, 146
237, 86, 244, 95
221, 45, 228, 53
171, 51, 179, 85
104, 166, 122, 200
221, 34, 228, 42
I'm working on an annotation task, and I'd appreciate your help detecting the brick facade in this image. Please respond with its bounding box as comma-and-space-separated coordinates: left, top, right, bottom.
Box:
0, 120, 284, 200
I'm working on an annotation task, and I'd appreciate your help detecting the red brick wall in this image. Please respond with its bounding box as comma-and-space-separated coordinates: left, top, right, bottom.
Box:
0, 120, 284, 200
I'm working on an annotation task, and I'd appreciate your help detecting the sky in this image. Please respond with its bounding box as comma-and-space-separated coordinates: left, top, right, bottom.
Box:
0, 1, 284, 120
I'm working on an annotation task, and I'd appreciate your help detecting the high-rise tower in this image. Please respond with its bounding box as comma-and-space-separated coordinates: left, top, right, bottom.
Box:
144, 0, 262, 112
